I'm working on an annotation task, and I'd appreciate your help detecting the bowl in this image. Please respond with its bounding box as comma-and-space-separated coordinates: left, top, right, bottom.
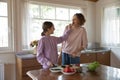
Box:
49, 66, 62, 73
61, 69, 76, 75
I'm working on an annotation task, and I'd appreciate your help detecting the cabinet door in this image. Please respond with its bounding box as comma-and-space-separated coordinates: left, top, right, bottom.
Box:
22, 66, 41, 76
22, 58, 42, 78
23, 76, 32, 80
80, 53, 96, 63
96, 52, 110, 66
22, 58, 41, 67
16, 55, 42, 80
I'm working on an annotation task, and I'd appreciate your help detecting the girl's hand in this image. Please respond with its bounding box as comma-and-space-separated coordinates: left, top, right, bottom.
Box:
47, 61, 53, 67
50, 63, 54, 67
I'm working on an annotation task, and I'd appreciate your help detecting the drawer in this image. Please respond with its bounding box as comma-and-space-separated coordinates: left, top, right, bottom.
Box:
22, 66, 42, 76
22, 58, 41, 67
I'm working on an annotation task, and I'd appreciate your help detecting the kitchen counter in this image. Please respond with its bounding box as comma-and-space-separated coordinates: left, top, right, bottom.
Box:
80, 48, 111, 66
16, 51, 41, 80
16, 53, 36, 59
26, 64, 120, 80
16, 47, 111, 59
81, 48, 110, 53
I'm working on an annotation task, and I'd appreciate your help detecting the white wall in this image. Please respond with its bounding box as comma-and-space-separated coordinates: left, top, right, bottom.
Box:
85, 2, 96, 42
96, 0, 120, 68
0, 0, 96, 80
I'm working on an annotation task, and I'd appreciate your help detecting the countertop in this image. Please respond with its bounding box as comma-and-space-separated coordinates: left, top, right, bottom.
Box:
81, 49, 110, 53
16, 51, 36, 59
26, 64, 120, 80
16, 48, 111, 59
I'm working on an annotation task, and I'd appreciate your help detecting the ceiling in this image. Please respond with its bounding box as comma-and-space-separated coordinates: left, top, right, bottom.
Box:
85, 0, 98, 2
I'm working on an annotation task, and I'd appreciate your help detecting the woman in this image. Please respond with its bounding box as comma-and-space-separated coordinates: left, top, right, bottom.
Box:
36, 21, 72, 69
61, 13, 88, 65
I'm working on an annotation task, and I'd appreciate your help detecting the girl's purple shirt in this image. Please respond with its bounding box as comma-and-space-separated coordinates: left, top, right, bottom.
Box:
36, 29, 71, 69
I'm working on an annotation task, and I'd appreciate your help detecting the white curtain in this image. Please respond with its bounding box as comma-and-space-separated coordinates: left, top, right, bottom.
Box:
20, 0, 32, 49
101, 6, 120, 47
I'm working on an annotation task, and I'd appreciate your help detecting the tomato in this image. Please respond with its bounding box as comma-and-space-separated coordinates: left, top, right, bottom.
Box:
63, 65, 76, 73
70, 68, 75, 72
63, 67, 72, 72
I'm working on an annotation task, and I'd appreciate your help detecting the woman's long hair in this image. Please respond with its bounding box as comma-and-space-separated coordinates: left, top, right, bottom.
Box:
74, 13, 86, 26
41, 21, 54, 36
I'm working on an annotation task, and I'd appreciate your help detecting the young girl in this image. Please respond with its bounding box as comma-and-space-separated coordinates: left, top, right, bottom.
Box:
61, 13, 88, 65
36, 21, 72, 69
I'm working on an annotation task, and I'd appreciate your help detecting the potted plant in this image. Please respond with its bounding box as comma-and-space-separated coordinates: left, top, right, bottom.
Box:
30, 40, 39, 54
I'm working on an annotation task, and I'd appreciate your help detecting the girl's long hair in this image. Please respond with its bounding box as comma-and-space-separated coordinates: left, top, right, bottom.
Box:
41, 21, 53, 36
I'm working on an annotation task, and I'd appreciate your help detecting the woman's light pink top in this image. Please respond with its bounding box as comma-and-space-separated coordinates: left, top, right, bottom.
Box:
62, 26, 88, 55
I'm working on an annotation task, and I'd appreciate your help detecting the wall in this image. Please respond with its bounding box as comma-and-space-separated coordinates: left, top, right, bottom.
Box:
0, 0, 96, 80
96, 0, 120, 68
85, 2, 96, 42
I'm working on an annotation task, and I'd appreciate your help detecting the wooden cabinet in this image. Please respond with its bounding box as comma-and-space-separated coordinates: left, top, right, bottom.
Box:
80, 51, 110, 66
96, 51, 110, 66
16, 54, 42, 80
80, 53, 96, 63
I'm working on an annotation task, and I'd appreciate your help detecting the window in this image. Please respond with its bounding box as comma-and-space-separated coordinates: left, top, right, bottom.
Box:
22, 2, 82, 49
101, 6, 120, 47
0, 0, 12, 51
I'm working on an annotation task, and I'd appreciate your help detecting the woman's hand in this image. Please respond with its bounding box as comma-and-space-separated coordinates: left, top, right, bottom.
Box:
71, 47, 84, 57
71, 51, 78, 57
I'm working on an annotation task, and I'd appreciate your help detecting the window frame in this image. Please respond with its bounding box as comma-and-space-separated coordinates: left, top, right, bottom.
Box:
0, 0, 13, 52
22, 2, 83, 50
